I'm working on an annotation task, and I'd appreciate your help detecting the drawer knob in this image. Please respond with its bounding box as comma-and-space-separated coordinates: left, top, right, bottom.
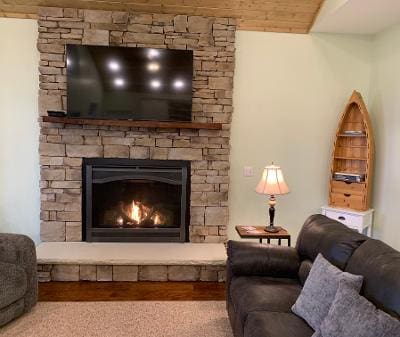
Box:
338, 216, 346, 221
344, 193, 351, 197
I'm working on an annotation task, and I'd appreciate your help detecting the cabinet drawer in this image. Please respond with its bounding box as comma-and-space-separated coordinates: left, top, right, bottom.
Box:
331, 181, 365, 196
324, 210, 363, 229
330, 192, 364, 210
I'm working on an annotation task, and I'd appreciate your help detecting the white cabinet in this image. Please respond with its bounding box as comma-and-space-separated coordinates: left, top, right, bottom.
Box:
321, 206, 373, 237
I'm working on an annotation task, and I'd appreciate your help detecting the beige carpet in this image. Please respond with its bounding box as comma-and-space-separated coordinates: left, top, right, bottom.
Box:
0, 301, 233, 337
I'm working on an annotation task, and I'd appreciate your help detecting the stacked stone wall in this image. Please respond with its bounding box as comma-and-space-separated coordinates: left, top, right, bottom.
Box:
38, 263, 225, 282
38, 7, 236, 243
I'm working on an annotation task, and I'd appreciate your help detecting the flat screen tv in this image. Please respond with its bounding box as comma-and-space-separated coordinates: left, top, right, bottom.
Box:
66, 45, 193, 121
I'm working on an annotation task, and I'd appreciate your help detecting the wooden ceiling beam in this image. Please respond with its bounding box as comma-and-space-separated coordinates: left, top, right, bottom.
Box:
0, 0, 324, 33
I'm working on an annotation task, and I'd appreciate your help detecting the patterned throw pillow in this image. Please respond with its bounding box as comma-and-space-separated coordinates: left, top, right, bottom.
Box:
312, 281, 400, 337
292, 253, 363, 331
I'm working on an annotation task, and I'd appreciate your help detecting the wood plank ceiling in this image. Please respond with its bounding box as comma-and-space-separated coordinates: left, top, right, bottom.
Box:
0, 0, 324, 33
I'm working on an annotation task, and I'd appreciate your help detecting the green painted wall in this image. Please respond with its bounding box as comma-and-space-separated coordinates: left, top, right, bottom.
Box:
0, 18, 40, 243
369, 23, 400, 250
229, 31, 373, 245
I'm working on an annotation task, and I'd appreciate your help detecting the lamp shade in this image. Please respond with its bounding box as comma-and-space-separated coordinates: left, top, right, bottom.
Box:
256, 164, 290, 196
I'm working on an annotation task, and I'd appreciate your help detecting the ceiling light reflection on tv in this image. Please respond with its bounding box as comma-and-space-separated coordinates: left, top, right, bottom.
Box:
114, 78, 125, 87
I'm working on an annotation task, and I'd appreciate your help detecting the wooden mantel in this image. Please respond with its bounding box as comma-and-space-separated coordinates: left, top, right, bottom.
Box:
42, 116, 223, 130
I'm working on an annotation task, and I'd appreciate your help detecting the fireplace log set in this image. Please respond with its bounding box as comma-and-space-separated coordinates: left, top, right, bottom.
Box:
102, 200, 173, 228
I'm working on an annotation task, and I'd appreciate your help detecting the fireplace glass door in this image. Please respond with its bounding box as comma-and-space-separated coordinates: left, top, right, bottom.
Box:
83, 159, 190, 242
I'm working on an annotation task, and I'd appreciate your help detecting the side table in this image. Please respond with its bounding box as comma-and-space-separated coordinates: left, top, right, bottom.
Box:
321, 206, 373, 237
235, 226, 291, 246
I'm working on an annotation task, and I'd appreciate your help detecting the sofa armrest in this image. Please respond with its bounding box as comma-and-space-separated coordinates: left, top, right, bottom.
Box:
0, 234, 38, 311
227, 240, 300, 278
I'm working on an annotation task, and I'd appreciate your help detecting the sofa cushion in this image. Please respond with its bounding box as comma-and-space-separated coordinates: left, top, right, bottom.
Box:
230, 275, 302, 334
0, 233, 38, 312
0, 262, 27, 308
292, 254, 363, 331
345, 239, 400, 318
313, 281, 400, 337
0, 298, 25, 327
296, 214, 368, 270
244, 311, 314, 337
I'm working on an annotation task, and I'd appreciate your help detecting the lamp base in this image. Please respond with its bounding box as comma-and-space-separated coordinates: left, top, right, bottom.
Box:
264, 225, 281, 233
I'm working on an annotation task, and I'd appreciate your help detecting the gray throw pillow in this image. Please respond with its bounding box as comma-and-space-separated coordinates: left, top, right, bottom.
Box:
312, 281, 400, 337
292, 253, 363, 331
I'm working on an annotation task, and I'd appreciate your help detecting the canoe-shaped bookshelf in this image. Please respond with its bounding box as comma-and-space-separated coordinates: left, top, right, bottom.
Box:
329, 91, 374, 211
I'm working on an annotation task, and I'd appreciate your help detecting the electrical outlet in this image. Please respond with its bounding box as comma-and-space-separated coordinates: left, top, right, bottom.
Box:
243, 166, 254, 177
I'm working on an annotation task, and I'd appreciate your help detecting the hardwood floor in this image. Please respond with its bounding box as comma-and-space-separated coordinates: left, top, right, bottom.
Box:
39, 282, 226, 301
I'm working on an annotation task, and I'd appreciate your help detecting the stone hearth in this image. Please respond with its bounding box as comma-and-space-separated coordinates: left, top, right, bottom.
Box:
38, 7, 236, 243
37, 242, 226, 282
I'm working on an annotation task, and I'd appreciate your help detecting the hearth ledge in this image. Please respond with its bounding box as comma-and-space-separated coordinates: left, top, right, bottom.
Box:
36, 242, 226, 266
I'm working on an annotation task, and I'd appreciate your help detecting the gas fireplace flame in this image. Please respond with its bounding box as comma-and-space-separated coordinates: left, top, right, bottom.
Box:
127, 200, 150, 224
119, 199, 167, 227
130, 200, 141, 223
153, 214, 161, 225
124, 200, 152, 224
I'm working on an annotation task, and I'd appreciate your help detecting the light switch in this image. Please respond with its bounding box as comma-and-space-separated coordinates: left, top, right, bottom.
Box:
243, 166, 254, 177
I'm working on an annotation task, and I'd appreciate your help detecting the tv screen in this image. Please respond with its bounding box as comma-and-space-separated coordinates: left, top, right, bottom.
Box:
66, 45, 193, 121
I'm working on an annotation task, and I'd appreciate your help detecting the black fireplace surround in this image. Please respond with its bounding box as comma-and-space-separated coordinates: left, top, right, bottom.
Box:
83, 158, 190, 242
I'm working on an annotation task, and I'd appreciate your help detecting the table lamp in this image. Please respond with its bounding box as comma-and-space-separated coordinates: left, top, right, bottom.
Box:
256, 163, 290, 233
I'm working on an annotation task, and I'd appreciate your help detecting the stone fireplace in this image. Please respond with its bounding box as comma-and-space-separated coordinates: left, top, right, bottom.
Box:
83, 158, 190, 242
38, 7, 236, 244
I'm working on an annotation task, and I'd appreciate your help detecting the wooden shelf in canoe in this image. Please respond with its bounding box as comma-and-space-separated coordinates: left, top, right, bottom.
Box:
337, 133, 367, 137
336, 145, 367, 148
334, 169, 367, 173
334, 156, 368, 161
42, 116, 223, 130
